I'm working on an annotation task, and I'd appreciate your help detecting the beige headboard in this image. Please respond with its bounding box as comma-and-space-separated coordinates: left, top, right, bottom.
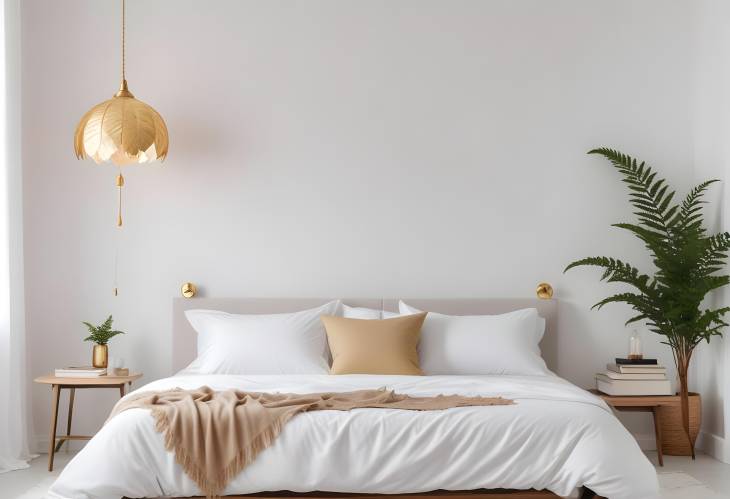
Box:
172, 298, 559, 374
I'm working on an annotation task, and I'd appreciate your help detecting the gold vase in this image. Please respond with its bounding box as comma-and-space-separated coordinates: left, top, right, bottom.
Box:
92, 344, 108, 368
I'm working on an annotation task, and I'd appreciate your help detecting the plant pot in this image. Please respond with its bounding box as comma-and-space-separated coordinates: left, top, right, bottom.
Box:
92, 344, 108, 368
659, 392, 701, 456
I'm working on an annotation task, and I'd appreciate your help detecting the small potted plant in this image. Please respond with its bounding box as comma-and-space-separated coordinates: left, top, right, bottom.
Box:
83, 315, 125, 368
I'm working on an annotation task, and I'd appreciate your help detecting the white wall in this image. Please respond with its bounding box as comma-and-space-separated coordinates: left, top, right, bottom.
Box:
21, 0, 709, 451
691, 0, 730, 463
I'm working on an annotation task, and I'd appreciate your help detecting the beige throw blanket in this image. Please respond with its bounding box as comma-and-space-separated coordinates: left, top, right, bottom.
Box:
109, 387, 513, 498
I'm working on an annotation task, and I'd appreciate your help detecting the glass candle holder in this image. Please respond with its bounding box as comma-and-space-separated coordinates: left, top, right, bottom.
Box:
628, 329, 643, 360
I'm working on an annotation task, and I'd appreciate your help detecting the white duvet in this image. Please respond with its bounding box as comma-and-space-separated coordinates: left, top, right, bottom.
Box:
47, 374, 659, 499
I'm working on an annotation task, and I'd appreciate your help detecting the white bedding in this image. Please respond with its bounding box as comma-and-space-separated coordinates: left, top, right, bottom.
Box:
46, 374, 659, 499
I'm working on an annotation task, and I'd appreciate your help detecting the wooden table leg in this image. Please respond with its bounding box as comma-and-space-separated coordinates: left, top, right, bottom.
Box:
119, 384, 126, 397
47, 384, 60, 471
653, 407, 664, 467
55, 387, 76, 452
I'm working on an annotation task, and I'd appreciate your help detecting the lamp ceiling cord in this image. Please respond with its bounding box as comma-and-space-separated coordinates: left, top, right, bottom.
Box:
121, 0, 126, 85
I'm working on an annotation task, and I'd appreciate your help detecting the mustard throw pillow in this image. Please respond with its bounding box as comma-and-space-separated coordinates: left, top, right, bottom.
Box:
322, 312, 427, 375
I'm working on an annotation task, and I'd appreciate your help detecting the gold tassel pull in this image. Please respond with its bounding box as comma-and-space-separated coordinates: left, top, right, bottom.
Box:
116, 173, 124, 227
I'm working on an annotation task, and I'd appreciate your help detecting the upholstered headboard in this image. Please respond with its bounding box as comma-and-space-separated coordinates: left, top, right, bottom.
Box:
171, 298, 559, 373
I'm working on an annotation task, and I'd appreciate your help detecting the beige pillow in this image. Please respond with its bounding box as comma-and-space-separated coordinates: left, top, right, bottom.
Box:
322, 312, 427, 375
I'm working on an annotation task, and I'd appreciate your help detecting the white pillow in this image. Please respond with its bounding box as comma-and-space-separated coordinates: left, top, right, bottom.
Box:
342, 305, 382, 320
399, 301, 549, 376
342, 304, 400, 320
181, 300, 341, 375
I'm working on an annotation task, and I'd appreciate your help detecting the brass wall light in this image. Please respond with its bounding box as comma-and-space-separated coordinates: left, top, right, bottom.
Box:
181, 283, 197, 298
536, 282, 554, 300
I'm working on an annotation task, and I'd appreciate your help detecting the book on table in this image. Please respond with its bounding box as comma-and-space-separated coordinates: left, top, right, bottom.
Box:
595, 373, 671, 396
614, 357, 658, 365
54, 366, 107, 377
606, 363, 667, 375
602, 370, 667, 380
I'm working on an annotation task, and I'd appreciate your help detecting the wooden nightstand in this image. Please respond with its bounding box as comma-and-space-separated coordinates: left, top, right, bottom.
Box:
34, 372, 142, 471
589, 389, 681, 466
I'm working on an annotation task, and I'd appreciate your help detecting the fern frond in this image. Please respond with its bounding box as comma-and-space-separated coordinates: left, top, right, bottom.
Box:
101, 315, 113, 331
564, 256, 654, 294
612, 223, 670, 257
588, 148, 678, 238
706, 232, 730, 253
624, 313, 648, 326
677, 180, 719, 231
591, 293, 658, 323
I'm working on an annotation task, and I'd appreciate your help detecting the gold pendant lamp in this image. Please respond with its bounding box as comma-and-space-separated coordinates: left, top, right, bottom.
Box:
74, 0, 169, 228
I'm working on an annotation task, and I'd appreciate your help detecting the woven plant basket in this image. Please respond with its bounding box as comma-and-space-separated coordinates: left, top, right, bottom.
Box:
659, 393, 701, 456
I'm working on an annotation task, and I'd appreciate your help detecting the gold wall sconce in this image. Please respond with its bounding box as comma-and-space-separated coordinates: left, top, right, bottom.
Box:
181, 282, 197, 298
536, 282, 554, 300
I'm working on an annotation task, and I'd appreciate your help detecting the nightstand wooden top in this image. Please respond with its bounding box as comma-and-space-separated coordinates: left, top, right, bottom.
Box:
588, 388, 680, 407
35, 373, 142, 385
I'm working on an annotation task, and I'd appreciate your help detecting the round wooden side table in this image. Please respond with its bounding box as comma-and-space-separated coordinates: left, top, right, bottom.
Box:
34, 372, 142, 471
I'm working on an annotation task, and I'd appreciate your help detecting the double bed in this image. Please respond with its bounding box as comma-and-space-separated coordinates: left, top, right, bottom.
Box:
46, 298, 659, 499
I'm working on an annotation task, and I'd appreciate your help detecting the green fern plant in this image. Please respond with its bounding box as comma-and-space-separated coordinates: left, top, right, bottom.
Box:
565, 148, 730, 458
82, 315, 124, 346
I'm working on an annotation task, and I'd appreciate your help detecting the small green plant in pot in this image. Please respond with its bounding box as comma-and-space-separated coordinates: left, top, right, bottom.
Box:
565, 148, 730, 458
83, 315, 124, 368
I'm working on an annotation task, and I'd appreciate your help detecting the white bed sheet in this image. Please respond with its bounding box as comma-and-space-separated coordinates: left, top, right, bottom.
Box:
46, 374, 659, 499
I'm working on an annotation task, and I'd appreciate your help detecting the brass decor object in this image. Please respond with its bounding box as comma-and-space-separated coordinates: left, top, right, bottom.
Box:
74, 0, 169, 228
92, 344, 109, 368
83, 315, 125, 369
536, 282, 554, 300
181, 282, 197, 298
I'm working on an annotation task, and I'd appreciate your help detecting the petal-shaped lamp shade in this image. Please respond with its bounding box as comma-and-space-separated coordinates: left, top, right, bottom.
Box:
74, 85, 168, 166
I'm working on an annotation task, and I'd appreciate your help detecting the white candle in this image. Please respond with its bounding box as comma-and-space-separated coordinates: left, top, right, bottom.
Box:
629, 330, 642, 358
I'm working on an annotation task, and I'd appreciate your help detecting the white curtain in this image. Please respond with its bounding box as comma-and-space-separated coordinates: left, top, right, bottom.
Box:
0, 0, 34, 473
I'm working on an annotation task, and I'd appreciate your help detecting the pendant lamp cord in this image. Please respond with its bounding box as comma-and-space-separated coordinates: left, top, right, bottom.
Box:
114, 0, 125, 297
113, 233, 119, 296
121, 0, 126, 84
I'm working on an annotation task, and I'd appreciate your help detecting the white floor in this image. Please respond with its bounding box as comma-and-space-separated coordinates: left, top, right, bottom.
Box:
1, 450, 729, 498
650, 452, 730, 499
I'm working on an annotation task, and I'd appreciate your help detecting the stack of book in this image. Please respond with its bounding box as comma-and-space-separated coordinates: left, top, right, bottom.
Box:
54, 366, 107, 378
595, 358, 671, 396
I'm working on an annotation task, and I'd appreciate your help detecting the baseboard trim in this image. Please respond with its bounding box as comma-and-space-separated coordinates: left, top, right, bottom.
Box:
632, 432, 657, 451
33, 434, 87, 454
632, 430, 730, 461
697, 431, 729, 463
